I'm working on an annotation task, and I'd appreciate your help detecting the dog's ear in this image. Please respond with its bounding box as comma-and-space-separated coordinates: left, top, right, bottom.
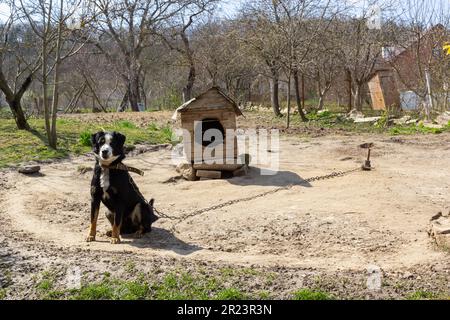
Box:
91, 131, 104, 152
113, 131, 126, 148
148, 198, 154, 207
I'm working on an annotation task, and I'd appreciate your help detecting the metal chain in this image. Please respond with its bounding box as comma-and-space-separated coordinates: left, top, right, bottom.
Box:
154, 167, 361, 222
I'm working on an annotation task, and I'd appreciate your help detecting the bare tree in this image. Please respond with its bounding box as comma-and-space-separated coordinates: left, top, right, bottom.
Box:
87, 0, 194, 111
0, 1, 41, 130
237, 0, 288, 117
157, 0, 218, 102
388, 0, 450, 113
20, 0, 88, 148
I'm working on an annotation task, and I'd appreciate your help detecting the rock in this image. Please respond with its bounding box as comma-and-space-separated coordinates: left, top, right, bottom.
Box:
430, 212, 442, 221
422, 121, 443, 129
435, 111, 450, 126
353, 116, 381, 123
176, 163, 197, 181
347, 110, 365, 120
393, 115, 413, 125
428, 214, 450, 250
18, 165, 40, 174
405, 119, 419, 125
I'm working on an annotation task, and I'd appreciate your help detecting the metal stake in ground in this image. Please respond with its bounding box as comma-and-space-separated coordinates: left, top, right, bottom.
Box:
360, 143, 374, 171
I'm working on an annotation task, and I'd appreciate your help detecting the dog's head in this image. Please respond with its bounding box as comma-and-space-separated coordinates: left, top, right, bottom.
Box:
91, 131, 126, 165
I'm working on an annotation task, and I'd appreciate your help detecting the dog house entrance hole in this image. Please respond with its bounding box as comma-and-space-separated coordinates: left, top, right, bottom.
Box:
195, 118, 225, 147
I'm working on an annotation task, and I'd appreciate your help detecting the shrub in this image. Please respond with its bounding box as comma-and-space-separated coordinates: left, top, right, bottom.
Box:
114, 120, 137, 129
79, 131, 92, 146
292, 289, 332, 300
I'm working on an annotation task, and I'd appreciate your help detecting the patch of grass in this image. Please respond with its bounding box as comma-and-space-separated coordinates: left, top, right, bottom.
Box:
148, 122, 177, 145
258, 290, 271, 300
406, 290, 439, 300
389, 122, 449, 135
0, 117, 175, 168
0, 107, 14, 119
292, 289, 333, 300
79, 130, 92, 147
214, 288, 246, 300
306, 109, 333, 120
72, 278, 149, 300
114, 120, 137, 129
0, 288, 6, 299
265, 272, 278, 286
125, 261, 137, 274
36, 272, 64, 300
38, 270, 260, 300
152, 272, 219, 300
219, 267, 235, 277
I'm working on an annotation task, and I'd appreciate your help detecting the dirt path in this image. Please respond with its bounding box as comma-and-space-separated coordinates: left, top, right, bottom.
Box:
1, 132, 450, 298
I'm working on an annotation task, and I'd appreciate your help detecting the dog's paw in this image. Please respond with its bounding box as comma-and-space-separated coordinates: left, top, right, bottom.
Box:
105, 230, 112, 237
86, 235, 96, 242
110, 237, 121, 244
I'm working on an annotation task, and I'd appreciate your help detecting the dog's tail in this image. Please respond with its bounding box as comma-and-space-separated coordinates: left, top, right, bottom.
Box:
148, 198, 159, 223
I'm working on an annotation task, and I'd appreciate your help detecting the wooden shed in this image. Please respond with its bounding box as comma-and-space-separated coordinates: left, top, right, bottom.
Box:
367, 69, 400, 110
172, 87, 245, 178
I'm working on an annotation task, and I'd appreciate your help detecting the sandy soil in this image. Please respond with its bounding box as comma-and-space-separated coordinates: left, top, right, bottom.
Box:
1, 128, 450, 298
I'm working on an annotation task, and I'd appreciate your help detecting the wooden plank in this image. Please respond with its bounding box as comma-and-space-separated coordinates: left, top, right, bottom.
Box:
196, 170, 222, 179
193, 163, 243, 171
368, 74, 386, 110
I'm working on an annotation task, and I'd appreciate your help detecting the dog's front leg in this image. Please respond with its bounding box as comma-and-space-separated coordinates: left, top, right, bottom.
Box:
111, 206, 124, 244
87, 196, 101, 242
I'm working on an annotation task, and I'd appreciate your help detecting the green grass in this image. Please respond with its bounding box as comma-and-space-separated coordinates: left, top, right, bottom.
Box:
390, 121, 450, 135
292, 289, 333, 300
406, 290, 439, 300
214, 288, 246, 300
33, 271, 250, 300
114, 120, 138, 129
267, 109, 450, 136
0, 118, 175, 168
152, 272, 220, 300
0, 288, 6, 299
36, 272, 65, 300
72, 278, 149, 300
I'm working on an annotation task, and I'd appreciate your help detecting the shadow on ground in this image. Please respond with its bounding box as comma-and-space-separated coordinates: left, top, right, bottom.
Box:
124, 227, 202, 255
227, 167, 312, 187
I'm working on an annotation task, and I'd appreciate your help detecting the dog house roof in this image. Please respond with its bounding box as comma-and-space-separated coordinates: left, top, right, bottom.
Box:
172, 87, 243, 120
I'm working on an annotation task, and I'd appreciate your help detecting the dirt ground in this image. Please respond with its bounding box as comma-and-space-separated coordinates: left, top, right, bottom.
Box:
1, 114, 450, 299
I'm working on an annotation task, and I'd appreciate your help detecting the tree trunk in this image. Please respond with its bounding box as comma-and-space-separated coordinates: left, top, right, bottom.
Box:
352, 82, 363, 112
269, 70, 282, 117
286, 74, 291, 128
183, 62, 195, 102
181, 32, 195, 102
117, 89, 129, 112
128, 73, 141, 112
293, 70, 307, 121
317, 82, 332, 110
347, 70, 352, 112
0, 74, 33, 130
317, 94, 325, 110
7, 98, 30, 130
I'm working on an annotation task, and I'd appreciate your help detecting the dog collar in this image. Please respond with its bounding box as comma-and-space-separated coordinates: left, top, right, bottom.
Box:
101, 163, 144, 176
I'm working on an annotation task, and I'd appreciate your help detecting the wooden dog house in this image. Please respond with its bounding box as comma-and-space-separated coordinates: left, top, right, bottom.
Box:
173, 86, 245, 179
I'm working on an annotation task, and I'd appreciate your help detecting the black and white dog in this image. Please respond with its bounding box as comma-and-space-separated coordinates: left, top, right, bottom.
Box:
86, 131, 158, 244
